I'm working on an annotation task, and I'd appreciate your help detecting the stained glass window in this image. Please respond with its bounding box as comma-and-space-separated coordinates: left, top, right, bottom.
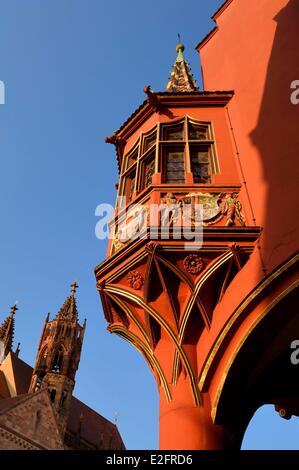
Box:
191, 149, 211, 183
127, 148, 138, 169
163, 124, 184, 141
144, 157, 155, 188
143, 132, 156, 153
189, 124, 208, 140
128, 173, 135, 201
165, 150, 185, 183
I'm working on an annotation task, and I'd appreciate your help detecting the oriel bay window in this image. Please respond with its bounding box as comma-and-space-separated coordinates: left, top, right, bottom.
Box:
119, 117, 219, 202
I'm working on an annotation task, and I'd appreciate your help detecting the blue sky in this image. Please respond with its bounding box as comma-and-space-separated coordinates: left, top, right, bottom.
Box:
0, 0, 298, 450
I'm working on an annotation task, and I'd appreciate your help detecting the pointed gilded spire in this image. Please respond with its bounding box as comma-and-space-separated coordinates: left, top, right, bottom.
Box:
56, 281, 79, 322
166, 38, 199, 93
0, 302, 18, 358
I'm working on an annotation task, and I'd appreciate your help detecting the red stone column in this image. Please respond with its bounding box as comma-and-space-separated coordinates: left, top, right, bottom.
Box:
159, 384, 233, 450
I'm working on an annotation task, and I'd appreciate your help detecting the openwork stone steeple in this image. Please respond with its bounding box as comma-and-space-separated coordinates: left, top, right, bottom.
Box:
56, 281, 79, 322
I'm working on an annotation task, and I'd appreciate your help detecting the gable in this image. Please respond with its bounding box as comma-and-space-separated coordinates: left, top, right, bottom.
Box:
0, 389, 64, 449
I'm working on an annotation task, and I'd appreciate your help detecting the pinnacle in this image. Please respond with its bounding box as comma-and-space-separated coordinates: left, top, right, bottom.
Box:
166, 42, 199, 93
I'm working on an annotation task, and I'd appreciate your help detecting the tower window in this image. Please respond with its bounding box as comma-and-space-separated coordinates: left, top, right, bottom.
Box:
52, 348, 63, 373
50, 389, 56, 403
60, 392, 67, 408
39, 348, 48, 368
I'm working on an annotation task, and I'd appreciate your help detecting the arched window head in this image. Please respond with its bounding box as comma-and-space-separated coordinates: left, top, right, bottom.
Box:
52, 348, 64, 373
34, 410, 41, 433
38, 348, 48, 368
50, 389, 56, 403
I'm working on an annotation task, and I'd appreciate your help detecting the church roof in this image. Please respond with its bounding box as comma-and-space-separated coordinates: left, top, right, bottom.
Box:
166, 43, 199, 92
0, 352, 32, 397
0, 352, 125, 449
68, 397, 125, 449
0, 393, 31, 412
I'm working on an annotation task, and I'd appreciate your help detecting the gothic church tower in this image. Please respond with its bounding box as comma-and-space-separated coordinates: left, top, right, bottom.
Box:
29, 282, 86, 435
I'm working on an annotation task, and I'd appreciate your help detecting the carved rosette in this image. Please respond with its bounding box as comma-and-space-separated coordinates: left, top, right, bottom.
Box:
183, 254, 205, 275
126, 270, 144, 290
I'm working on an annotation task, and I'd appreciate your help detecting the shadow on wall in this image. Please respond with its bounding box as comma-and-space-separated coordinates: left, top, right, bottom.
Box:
250, 0, 299, 272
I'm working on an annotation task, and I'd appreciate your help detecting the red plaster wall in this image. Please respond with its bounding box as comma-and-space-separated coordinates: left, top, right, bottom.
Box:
198, 0, 299, 273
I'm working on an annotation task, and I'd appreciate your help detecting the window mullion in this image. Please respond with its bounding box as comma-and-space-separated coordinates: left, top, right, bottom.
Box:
185, 118, 191, 173
134, 137, 142, 193
155, 122, 160, 174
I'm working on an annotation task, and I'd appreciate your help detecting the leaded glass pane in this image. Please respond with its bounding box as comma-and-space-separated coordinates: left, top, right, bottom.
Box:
144, 158, 155, 188
189, 124, 208, 140
166, 151, 185, 183
127, 148, 138, 169
163, 125, 184, 141
143, 132, 156, 153
127, 173, 135, 201
191, 150, 211, 183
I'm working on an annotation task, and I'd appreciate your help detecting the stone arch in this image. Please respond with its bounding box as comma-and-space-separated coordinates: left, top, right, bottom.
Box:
210, 265, 299, 448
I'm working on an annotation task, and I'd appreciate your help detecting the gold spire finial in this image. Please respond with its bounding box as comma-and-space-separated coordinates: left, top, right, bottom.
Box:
166, 40, 199, 92
176, 33, 184, 53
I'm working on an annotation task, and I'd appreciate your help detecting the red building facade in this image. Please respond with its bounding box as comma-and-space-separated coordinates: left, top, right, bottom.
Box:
95, 0, 299, 449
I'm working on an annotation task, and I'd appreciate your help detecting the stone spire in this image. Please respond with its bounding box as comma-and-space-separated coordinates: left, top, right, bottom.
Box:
56, 281, 79, 322
166, 40, 199, 93
0, 303, 18, 360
